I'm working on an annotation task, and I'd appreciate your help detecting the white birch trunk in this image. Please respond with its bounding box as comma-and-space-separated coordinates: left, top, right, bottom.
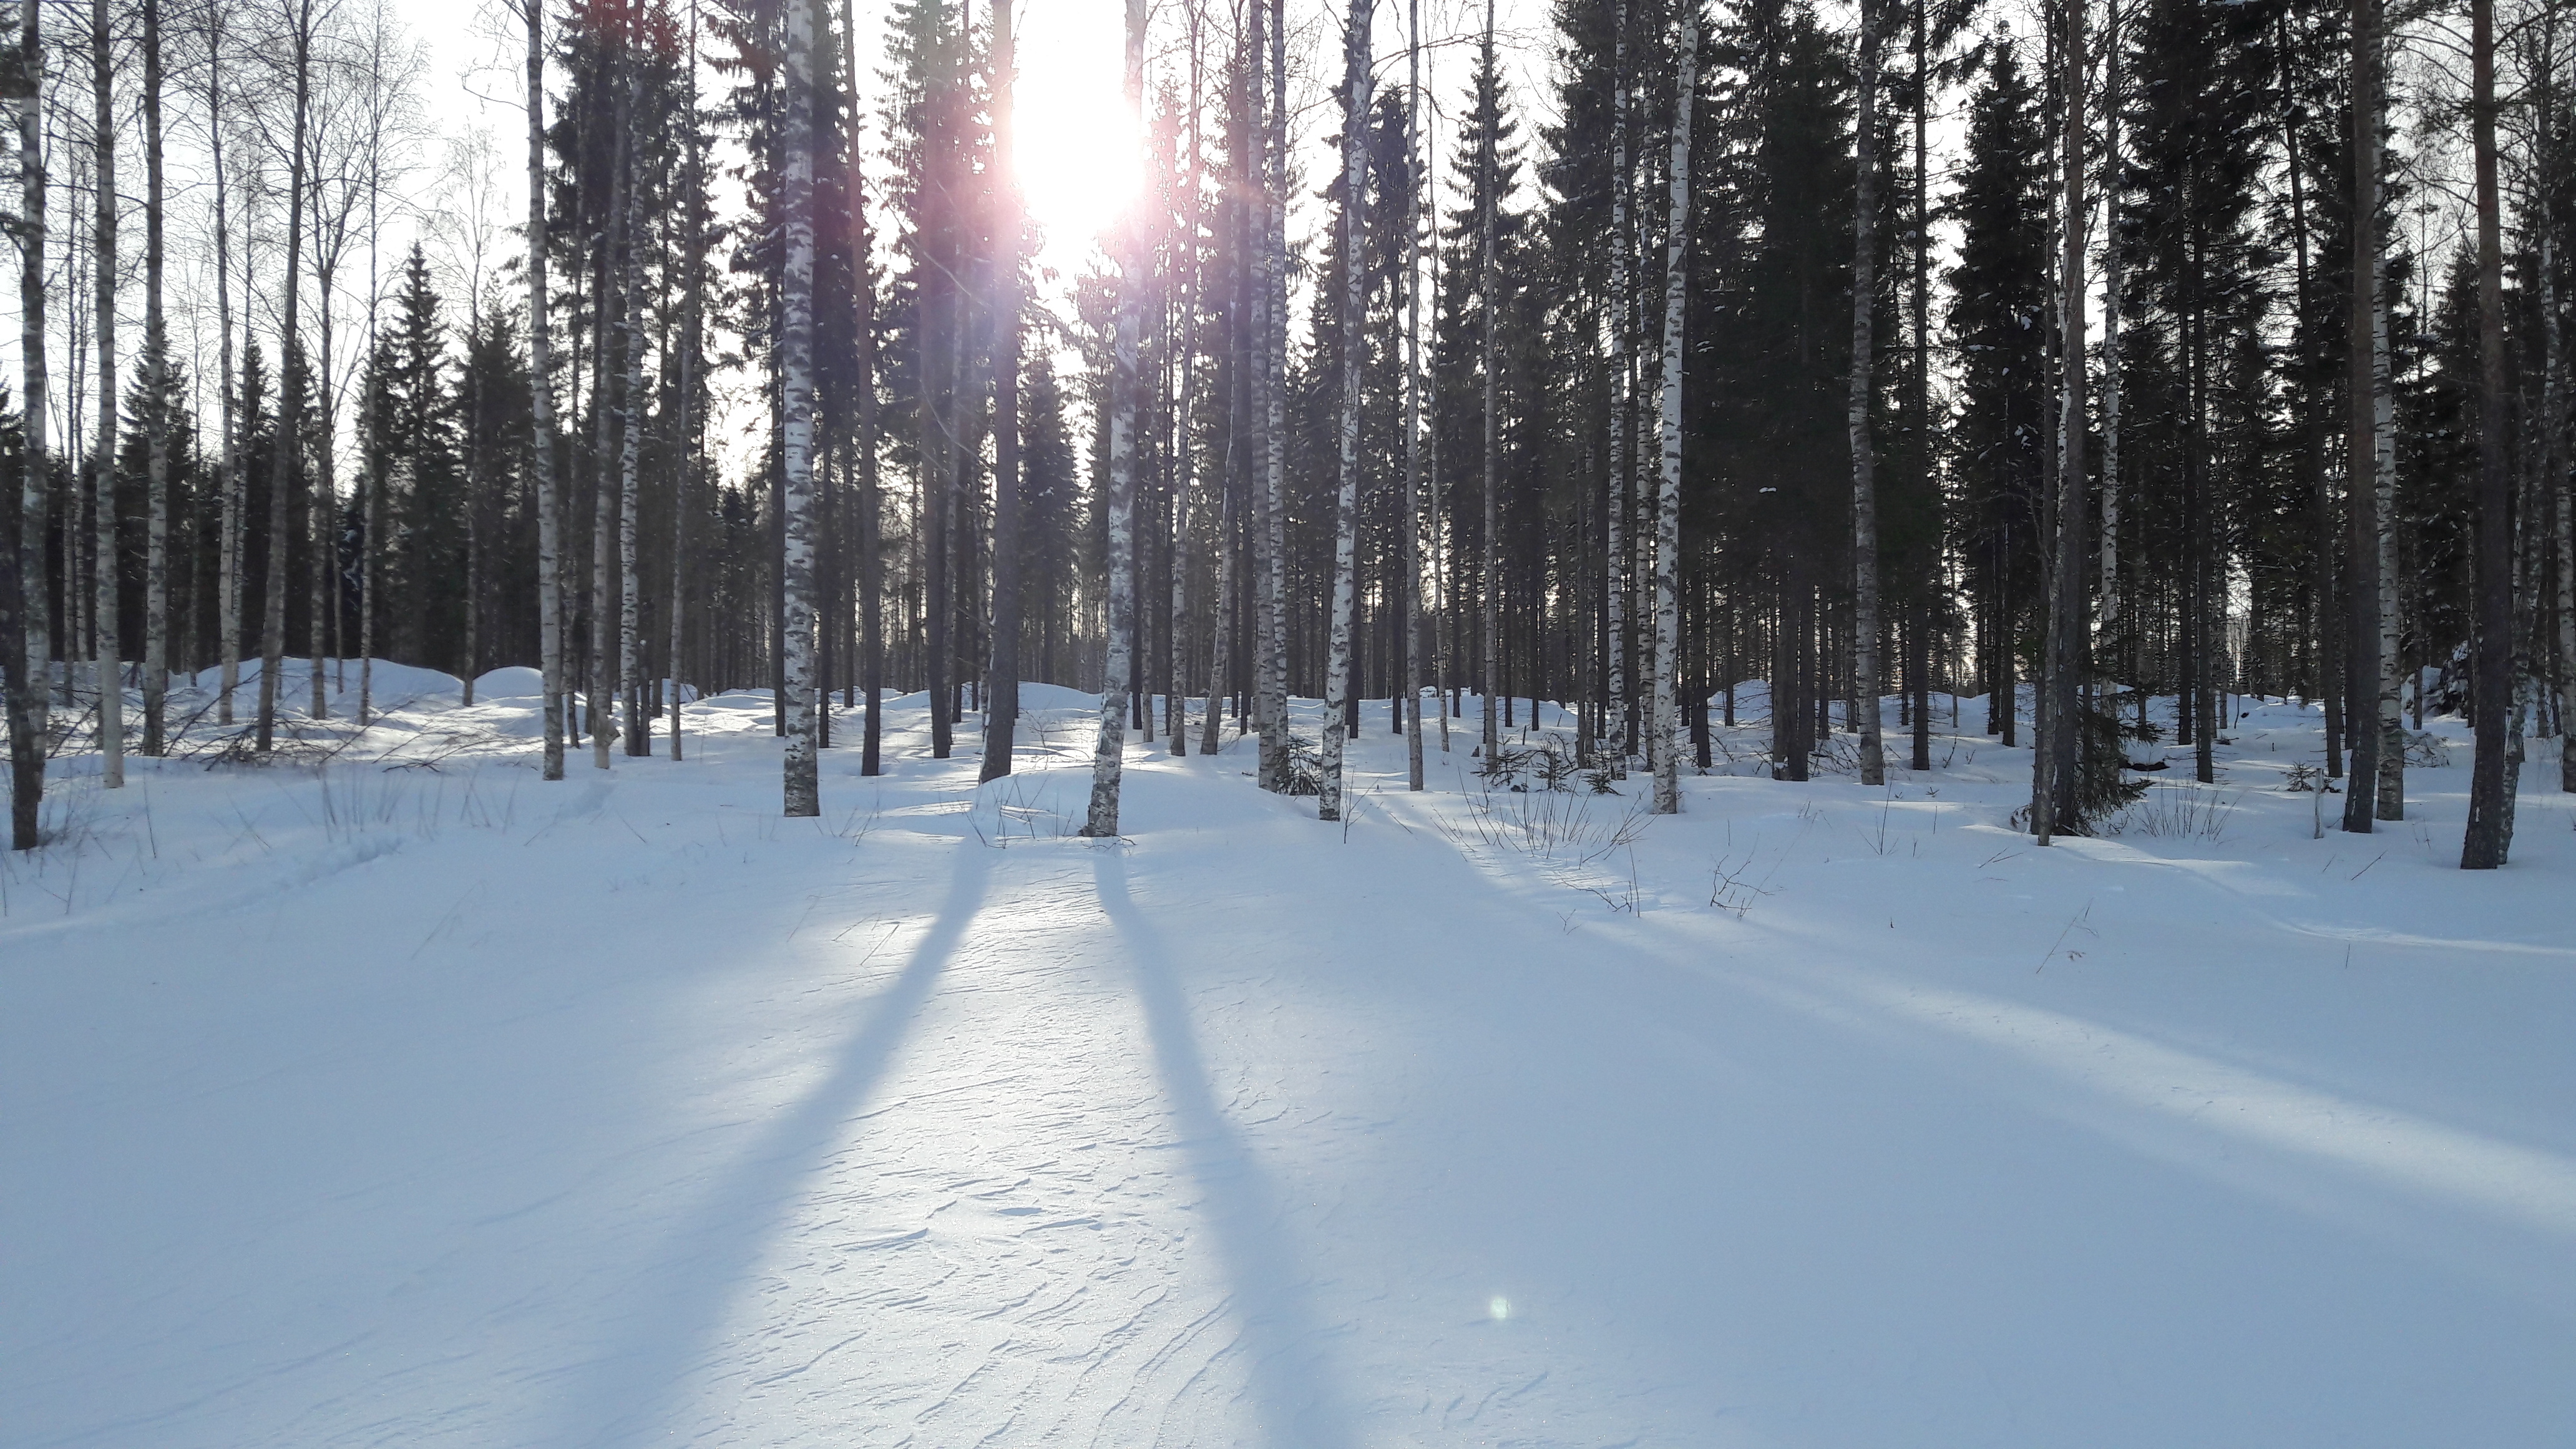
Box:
2098, 0, 2122, 660
618, 190, 646, 758
1478, 0, 1501, 761
1848, 0, 1884, 786
1320, 0, 1370, 822
141, 0, 167, 755
779, 0, 821, 816
2376, 222, 2406, 817
525, 0, 567, 780
1649, 2, 1697, 816
1604, 0, 1631, 776
1403, 0, 1427, 791
1260, 0, 1290, 790
1085, 0, 1147, 837
92, 0, 121, 788
2039, 0, 2088, 839
12, 0, 49, 844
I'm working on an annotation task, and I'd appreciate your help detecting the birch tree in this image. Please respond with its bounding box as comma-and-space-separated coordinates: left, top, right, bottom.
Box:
2037, 0, 2087, 841
8, 0, 46, 846
2098, 0, 2122, 691
520, 0, 565, 781
2461, 0, 2512, 867
616, 55, 646, 759
980, 0, 1025, 784
1403, 0, 1426, 791
1647, 0, 1696, 816
1084, 0, 1146, 838
1256, 0, 1290, 792
2340, 0, 2381, 835
779, 0, 820, 817
1320, 0, 1371, 822
1848, 0, 1884, 787
1604, 0, 1631, 775
90, 0, 122, 788
1478, 0, 1500, 761
140, 0, 169, 756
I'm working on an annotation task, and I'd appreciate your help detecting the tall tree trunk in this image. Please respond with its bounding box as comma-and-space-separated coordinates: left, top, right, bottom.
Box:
1850, 0, 1885, 786
260, 12, 310, 754
1910, 0, 1931, 773
1403, 0, 1427, 790
670, 0, 708, 761
2462, 0, 2513, 867
850, 5, 883, 781
1169, 21, 1203, 759
981, 0, 1025, 783
1605, 0, 1632, 776
2375, 217, 2404, 816
1320, 0, 1371, 822
2098, 0, 2121, 723
524, 0, 567, 780
1084, 0, 1146, 837
779, 0, 821, 816
2039, 0, 2086, 838
2341, 0, 2383, 833
140, 0, 168, 756
1479, 0, 1502, 761
91, 0, 122, 788
1258, 0, 1290, 789
1649, 1, 1697, 815
8, 0, 46, 846
618, 96, 648, 758
590, 62, 633, 770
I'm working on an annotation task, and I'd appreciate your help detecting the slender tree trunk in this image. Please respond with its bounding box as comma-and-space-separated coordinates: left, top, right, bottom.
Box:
8, 0, 46, 846
618, 110, 647, 758
1084, 0, 1146, 837
1909, 0, 1931, 773
779, 0, 821, 815
524, 0, 566, 779
2099, 0, 2122, 720
2463, 0, 2513, 867
1320, 0, 1371, 821
1169, 22, 1203, 759
1850, 0, 1885, 786
1259, 0, 1290, 788
259, 15, 310, 754
852, 26, 884, 779
2375, 220, 2404, 816
91, 0, 122, 788
671, 1, 708, 761
982, 0, 1025, 782
2040, 0, 2086, 837
2341, 0, 2382, 833
1649, 1, 1697, 814
1478, 0, 1501, 761
140, 0, 168, 754
1403, 0, 1427, 790
1605, 0, 1631, 775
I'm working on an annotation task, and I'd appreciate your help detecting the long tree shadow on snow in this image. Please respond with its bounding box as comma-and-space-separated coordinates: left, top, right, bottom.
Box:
554, 840, 995, 1448
1093, 848, 1355, 1449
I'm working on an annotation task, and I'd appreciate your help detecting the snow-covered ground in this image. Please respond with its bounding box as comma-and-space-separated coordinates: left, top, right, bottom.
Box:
5, 667, 2571, 1447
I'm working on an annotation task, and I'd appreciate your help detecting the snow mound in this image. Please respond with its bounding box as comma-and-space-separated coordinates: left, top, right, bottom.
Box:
472, 666, 547, 699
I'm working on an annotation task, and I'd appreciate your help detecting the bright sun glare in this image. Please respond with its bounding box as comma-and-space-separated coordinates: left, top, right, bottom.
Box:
1011, 2, 1141, 265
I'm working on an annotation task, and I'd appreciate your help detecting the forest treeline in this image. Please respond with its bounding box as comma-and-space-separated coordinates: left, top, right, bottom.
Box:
2, 0, 2571, 862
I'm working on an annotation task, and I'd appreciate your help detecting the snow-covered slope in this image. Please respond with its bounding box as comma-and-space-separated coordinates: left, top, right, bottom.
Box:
4, 678, 2569, 1447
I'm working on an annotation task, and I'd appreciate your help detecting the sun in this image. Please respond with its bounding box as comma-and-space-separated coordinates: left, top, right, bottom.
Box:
1010, 0, 1141, 266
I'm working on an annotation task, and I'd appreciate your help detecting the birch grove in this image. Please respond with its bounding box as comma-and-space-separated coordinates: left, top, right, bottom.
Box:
0, 0, 2567, 870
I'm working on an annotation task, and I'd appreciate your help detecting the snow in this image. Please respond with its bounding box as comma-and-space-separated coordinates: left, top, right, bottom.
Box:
4, 675, 2571, 1447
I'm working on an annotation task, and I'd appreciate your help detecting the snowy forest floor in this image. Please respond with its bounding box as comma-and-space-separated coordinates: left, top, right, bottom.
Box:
5, 666, 2572, 1447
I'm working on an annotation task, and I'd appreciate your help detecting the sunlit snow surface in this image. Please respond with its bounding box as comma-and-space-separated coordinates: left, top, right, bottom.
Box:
4, 667, 2571, 1447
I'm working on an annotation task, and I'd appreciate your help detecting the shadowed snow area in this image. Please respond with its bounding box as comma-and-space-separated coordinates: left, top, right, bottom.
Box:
3, 670, 2571, 1447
